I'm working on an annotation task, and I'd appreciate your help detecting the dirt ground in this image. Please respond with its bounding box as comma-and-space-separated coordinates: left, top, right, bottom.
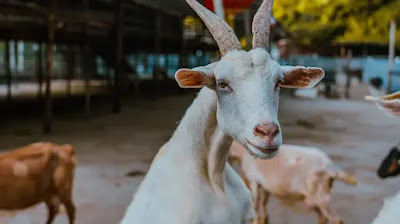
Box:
0, 93, 400, 224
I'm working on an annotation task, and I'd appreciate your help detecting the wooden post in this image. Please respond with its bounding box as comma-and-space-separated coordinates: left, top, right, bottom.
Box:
107, 66, 112, 89
132, 54, 140, 95
5, 40, 11, 103
82, 44, 91, 114
43, 0, 56, 134
66, 46, 74, 97
37, 42, 43, 101
178, 16, 186, 95
388, 20, 396, 93
113, 0, 123, 113
83, 0, 91, 115
165, 54, 169, 78
153, 11, 162, 100
14, 40, 18, 84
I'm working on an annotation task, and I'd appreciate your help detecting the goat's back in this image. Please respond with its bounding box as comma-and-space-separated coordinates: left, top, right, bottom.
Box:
0, 142, 76, 210
231, 143, 334, 198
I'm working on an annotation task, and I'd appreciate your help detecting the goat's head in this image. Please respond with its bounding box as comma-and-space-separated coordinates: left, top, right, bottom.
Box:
377, 144, 400, 178
176, 0, 324, 159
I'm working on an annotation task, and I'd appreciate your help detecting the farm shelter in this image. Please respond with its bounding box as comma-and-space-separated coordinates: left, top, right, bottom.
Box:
0, 0, 222, 133
0, 0, 287, 133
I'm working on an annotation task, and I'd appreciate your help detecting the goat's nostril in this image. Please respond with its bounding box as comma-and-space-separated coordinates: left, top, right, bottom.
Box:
272, 127, 280, 137
254, 123, 279, 139
254, 125, 268, 137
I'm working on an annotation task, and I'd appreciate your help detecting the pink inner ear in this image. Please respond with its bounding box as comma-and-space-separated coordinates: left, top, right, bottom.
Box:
282, 67, 324, 88
176, 70, 208, 87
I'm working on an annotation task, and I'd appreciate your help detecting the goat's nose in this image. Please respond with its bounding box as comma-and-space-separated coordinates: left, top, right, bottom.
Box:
254, 122, 280, 140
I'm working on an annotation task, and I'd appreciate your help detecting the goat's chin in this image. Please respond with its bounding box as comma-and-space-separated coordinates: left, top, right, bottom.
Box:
245, 146, 279, 160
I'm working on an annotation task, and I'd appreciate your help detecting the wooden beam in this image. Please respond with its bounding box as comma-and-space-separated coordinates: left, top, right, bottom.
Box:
43, 0, 57, 134
113, 0, 123, 113
5, 39, 12, 103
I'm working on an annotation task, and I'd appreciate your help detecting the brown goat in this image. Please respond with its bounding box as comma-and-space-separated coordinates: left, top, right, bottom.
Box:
0, 142, 76, 224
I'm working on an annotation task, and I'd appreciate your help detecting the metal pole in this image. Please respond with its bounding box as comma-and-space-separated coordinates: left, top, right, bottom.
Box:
213, 0, 225, 19
388, 20, 396, 93
345, 49, 352, 99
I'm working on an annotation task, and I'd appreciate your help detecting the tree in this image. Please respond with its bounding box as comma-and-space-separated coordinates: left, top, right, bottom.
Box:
273, 0, 400, 49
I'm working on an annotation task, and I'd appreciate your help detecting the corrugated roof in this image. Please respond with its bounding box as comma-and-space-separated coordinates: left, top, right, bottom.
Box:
128, 0, 195, 16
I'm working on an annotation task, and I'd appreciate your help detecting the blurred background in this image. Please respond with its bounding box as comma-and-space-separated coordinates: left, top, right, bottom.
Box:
0, 0, 399, 224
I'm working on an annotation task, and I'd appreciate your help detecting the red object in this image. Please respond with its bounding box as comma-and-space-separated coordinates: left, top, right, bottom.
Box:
204, 0, 254, 15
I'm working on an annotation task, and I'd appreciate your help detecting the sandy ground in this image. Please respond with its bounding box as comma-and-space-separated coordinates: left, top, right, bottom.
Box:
0, 93, 400, 224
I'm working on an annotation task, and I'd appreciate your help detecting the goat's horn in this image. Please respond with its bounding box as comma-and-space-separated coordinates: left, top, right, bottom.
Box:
252, 0, 274, 50
186, 0, 242, 56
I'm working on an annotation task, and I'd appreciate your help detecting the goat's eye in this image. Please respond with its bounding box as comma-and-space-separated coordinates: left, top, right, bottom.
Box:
217, 80, 232, 93
275, 80, 282, 90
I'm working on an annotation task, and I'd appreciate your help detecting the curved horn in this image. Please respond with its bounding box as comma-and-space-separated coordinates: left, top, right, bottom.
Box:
186, 0, 242, 56
252, 0, 274, 50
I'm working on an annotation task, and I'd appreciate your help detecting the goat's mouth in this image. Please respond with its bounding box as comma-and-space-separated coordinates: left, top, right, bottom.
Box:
246, 139, 279, 154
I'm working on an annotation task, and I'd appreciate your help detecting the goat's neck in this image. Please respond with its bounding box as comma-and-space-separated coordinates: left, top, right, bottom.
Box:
171, 87, 218, 160
208, 129, 233, 195
170, 88, 233, 194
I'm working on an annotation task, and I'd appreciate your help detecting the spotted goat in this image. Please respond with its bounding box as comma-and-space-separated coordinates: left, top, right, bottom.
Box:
0, 142, 76, 224
229, 142, 357, 224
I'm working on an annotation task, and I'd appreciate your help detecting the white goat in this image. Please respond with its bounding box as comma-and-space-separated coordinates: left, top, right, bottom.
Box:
365, 91, 400, 224
229, 142, 357, 224
120, 0, 324, 223
371, 189, 400, 224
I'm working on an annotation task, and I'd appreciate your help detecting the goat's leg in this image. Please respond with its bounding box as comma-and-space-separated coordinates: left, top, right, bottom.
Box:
58, 188, 76, 224
60, 197, 76, 224
259, 190, 270, 224
251, 183, 263, 224
45, 195, 60, 224
317, 204, 343, 224
313, 207, 328, 224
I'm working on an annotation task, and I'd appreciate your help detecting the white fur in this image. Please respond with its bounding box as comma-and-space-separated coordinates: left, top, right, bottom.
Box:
371, 189, 400, 224
120, 88, 254, 224
121, 46, 324, 223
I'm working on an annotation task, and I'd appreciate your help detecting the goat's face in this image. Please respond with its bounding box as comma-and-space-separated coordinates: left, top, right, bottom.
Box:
176, 49, 324, 159
214, 49, 282, 159
377, 145, 400, 178
176, 0, 324, 159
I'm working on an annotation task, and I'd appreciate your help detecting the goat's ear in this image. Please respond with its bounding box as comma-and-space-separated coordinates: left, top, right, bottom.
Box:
175, 69, 214, 88
175, 63, 217, 89
280, 66, 325, 89
365, 91, 400, 117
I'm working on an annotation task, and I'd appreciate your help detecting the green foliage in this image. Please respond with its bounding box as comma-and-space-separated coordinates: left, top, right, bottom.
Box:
273, 0, 400, 49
